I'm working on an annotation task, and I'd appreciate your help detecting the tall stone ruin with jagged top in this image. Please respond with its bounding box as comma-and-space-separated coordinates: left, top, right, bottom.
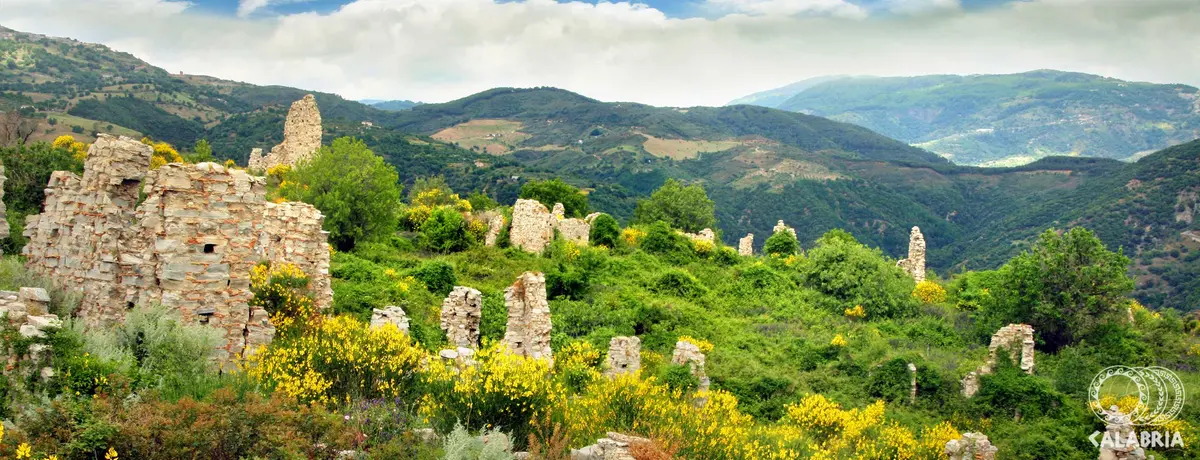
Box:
248, 94, 322, 170
897, 226, 926, 282
22, 134, 332, 366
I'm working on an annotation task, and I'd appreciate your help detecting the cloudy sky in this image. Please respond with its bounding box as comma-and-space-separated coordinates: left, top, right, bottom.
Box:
1, 0, 1197, 106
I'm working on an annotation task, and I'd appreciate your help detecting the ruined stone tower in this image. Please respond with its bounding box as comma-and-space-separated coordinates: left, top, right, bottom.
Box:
22, 134, 332, 365
897, 226, 926, 282
248, 94, 322, 170
503, 272, 553, 361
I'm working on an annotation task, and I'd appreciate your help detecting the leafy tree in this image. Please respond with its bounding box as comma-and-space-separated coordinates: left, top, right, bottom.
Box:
184, 138, 214, 163
408, 176, 455, 205
282, 137, 402, 251
797, 230, 916, 319
421, 207, 473, 253
588, 213, 620, 248
632, 179, 715, 233
466, 191, 499, 212
413, 260, 457, 296
519, 179, 588, 218
982, 228, 1134, 351
763, 230, 799, 256
640, 221, 696, 265
0, 142, 83, 253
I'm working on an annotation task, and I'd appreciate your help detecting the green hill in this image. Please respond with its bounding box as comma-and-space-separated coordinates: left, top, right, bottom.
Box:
732, 71, 1200, 166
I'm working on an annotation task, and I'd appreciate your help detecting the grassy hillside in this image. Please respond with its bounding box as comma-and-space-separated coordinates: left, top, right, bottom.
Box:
734, 71, 1200, 165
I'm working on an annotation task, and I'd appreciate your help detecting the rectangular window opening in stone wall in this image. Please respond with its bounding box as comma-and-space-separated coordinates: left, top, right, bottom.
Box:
203, 243, 216, 253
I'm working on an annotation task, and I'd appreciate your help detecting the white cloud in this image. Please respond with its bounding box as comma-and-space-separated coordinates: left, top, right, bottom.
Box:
0, 0, 1197, 107
705, 0, 868, 17
237, 0, 270, 17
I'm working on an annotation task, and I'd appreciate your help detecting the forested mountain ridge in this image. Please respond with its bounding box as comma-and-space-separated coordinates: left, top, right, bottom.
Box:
731, 71, 1200, 166
1, 26, 1198, 311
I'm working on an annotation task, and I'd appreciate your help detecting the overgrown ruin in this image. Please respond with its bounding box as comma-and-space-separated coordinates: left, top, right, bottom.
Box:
671, 340, 710, 393
0, 159, 9, 249
371, 305, 410, 333
440, 286, 483, 348
503, 271, 553, 361
605, 336, 641, 377
248, 94, 322, 171
897, 226, 926, 282
22, 134, 332, 366
962, 323, 1036, 397
510, 199, 555, 253
945, 433, 998, 460
773, 220, 796, 239
1, 287, 60, 384
738, 233, 754, 256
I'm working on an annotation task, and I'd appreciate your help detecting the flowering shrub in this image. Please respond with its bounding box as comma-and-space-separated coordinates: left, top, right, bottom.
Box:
912, 280, 947, 304
844, 305, 867, 319
52, 135, 89, 162
247, 315, 426, 405
141, 137, 183, 169
421, 343, 564, 445
830, 334, 848, 347
677, 336, 714, 354
620, 228, 646, 247
692, 239, 714, 255
249, 262, 317, 335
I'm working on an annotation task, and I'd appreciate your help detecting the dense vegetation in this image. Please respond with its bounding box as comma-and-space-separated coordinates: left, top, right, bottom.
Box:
733, 70, 1200, 165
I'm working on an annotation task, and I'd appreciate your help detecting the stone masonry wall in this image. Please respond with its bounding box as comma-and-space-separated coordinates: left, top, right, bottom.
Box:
738, 233, 754, 256
440, 286, 482, 348
22, 134, 332, 365
605, 336, 641, 377
962, 323, 1035, 397
510, 199, 555, 253
0, 159, 9, 244
897, 226, 926, 283
249, 95, 322, 170
503, 271, 553, 362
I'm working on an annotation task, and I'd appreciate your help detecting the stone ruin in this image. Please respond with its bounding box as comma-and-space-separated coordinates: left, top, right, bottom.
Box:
503, 272, 553, 361
1098, 407, 1148, 460
897, 226, 926, 283
509, 199, 591, 252
908, 362, 918, 405
681, 228, 715, 245
773, 220, 797, 239
572, 432, 653, 460
945, 433, 998, 460
738, 233, 754, 256
671, 339, 710, 393
0, 159, 9, 248
605, 336, 641, 377
483, 212, 505, 247
510, 199, 556, 253
248, 94, 322, 171
440, 286, 482, 348
1, 287, 61, 382
22, 134, 332, 366
962, 323, 1036, 397
370, 305, 410, 334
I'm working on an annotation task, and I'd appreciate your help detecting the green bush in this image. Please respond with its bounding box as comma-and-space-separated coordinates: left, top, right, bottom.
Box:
661, 363, 700, 393
520, 178, 588, 218
653, 269, 707, 299
421, 207, 473, 253
413, 260, 457, 296
632, 179, 716, 233
89, 304, 221, 399
443, 423, 515, 460
972, 357, 1067, 420
281, 137, 402, 251
588, 213, 621, 248
640, 221, 696, 265
763, 230, 799, 256
797, 231, 916, 319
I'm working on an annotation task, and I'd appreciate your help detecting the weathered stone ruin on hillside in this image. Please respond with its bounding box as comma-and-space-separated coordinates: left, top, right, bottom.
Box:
510, 199, 592, 252
572, 432, 653, 460
681, 228, 716, 245
483, 212, 505, 247
370, 305, 410, 333
945, 432, 998, 460
1, 287, 60, 383
248, 94, 322, 171
897, 226, 926, 282
1098, 408, 1148, 460
510, 199, 556, 253
671, 339, 711, 393
503, 271, 553, 361
908, 362, 918, 405
605, 336, 641, 377
962, 323, 1036, 397
0, 159, 9, 249
440, 286, 482, 348
22, 134, 332, 365
738, 233, 754, 256
773, 220, 796, 239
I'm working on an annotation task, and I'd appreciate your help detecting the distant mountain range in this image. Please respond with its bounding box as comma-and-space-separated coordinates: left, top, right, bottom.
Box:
1, 26, 1197, 310
729, 71, 1200, 166
361, 99, 422, 111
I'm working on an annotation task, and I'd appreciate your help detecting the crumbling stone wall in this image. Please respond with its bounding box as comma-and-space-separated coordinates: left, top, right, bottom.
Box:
605, 336, 641, 377
556, 216, 590, 245
484, 213, 505, 247
247, 148, 263, 171
249, 94, 322, 170
738, 233, 754, 256
1, 287, 61, 383
371, 306, 410, 333
572, 432, 653, 460
897, 226, 926, 282
962, 323, 1036, 397
440, 286, 482, 348
682, 228, 715, 244
503, 272, 552, 361
1098, 408, 1148, 460
773, 220, 796, 239
510, 199, 555, 253
671, 340, 710, 392
945, 433, 998, 460
22, 134, 332, 365
0, 159, 9, 245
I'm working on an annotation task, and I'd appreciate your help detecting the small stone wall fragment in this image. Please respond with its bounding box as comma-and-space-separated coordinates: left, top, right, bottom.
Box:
945, 433, 997, 460
897, 226, 926, 283
371, 305, 410, 333
0, 159, 8, 244
773, 220, 796, 239
440, 286, 482, 348
963, 323, 1036, 397
247, 148, 264, 170
557, 217, 590, 245
1098, 408, 1147, 460
738, 233, 754, 256
484, 213, 505, 247
503, 272, 553, 361
671, 340, 710, 392
605, 336, 641, 377
510, 199, 555, 253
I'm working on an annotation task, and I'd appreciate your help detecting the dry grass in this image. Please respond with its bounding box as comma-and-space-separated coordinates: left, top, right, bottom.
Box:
432, 119, 530, 155
639, 133, 740, 160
